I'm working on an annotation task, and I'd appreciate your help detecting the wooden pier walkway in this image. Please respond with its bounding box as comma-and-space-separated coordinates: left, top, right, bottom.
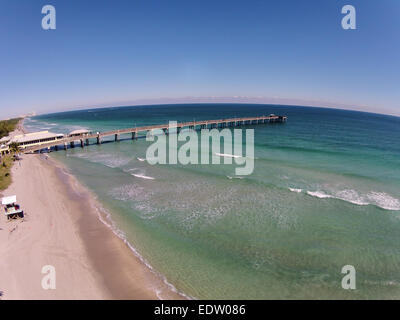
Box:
22, 115, 287, 153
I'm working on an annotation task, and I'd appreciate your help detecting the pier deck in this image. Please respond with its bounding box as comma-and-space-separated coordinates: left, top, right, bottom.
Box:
22, 115, 287, 153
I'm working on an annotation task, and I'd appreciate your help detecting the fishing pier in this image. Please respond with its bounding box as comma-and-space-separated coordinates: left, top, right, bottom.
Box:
21, 115, 287, 153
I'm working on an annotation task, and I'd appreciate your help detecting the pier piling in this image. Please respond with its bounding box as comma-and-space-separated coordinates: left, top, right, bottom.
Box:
22, 115, 287, 153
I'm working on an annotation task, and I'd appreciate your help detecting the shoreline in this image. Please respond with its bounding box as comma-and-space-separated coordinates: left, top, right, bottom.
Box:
0, 122, 184, 299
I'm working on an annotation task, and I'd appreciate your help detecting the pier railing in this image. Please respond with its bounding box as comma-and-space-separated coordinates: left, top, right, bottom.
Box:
21, 115, 287, 153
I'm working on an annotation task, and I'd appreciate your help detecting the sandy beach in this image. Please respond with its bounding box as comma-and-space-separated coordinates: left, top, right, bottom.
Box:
0, 125, 182, 300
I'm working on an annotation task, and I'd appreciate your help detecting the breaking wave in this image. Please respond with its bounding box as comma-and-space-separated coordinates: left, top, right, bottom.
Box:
305, 189, 400, 211
131, 173, 155, 180
125, 168, 155, 180
68, 152, 132, 168
215, 153, 243, 159
227, 175, 244, 180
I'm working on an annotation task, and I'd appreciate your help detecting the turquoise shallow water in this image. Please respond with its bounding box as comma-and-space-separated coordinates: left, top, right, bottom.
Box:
26, 104, 400, 299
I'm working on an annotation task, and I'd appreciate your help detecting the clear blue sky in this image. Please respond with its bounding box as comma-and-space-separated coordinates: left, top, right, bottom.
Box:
0, 0, 399, 117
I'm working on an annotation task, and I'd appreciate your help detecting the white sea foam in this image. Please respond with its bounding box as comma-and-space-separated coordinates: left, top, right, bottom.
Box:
131, 173, 155, 180
215, 153, 242, 159
335, 189, 369, 206
124, 168, 155, 180
306, 191, 333, 199
306, 188, 400, 211
227, 175, 244, 180
40, 121, 56, 126
70, 152, 132, 168
137, 157, 146, 162
109, 184, 154, 208
366, 192, 400, 211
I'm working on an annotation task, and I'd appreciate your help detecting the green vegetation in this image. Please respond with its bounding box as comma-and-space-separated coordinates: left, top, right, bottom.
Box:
0, 155, 13, 191
8, 142, 19, 154
0, 118, 21, 139
0, 118, 21, 190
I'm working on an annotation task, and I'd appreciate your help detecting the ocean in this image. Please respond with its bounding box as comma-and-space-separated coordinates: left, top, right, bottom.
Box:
25, 104, 400, 299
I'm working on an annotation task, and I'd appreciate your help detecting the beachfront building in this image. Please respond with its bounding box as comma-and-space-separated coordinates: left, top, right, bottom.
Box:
0, 137, 10, 158
0, 136, 10, 145
68, 129, 91, 137
0, 144, 10, 156
11, 131, 64, 150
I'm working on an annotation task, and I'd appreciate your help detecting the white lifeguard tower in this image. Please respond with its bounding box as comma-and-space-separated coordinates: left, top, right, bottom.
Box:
2, 195, 24, 220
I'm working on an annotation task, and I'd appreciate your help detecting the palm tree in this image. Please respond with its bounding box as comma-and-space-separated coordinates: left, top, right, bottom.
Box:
8, 142, 19, 154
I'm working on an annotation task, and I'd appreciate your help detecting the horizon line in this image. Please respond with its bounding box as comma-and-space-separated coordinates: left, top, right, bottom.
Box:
7, 96, 400, 120
32, 97, 400, 119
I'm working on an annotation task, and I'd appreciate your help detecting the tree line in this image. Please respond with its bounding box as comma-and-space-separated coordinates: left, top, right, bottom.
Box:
0, 118, 21, 139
